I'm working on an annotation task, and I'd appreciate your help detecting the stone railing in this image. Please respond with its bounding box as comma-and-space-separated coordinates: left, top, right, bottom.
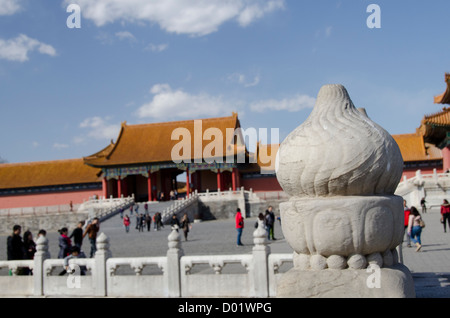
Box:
197, 187, 260, 202
0, 226, 293, 297
0, 204, 82, 217
395, 169, 450, 208
78, 195, 135, 223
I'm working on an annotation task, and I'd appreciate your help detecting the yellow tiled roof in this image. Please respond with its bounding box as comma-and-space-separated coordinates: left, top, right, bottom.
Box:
434, 73, 450, 105
84, 113, 245, 167
0, 159, 101, 190
392, 133, 442, 162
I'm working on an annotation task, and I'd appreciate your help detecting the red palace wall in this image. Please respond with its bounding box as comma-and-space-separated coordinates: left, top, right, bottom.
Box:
0, 189, 103, 210
241, 175, 283, 192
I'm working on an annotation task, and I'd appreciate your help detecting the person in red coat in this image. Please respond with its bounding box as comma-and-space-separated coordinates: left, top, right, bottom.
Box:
235, 208, 244, 246
403, 200, 411, 247
123, 215, 131, 233
440, 199, 450, 233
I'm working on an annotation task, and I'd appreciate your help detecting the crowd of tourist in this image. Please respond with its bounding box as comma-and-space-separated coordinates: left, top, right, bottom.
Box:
4, 217, 101, 276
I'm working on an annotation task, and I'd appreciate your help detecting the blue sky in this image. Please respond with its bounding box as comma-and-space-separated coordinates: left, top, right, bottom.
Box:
0, 0, 449, 164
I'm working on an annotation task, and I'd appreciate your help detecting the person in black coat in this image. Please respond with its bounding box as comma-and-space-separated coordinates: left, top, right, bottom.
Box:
7, 225, 27, 275
7, 225, 25, 261
171, 214, 180, 232
69, 221, 85, 248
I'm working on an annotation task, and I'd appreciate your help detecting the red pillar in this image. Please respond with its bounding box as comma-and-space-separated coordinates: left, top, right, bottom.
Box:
152, 173, 157, 201
217, 169, 222, 191
232, 168, 237, 191
443, 146, 450, 172
186, 168, 190, 198
102, 177, 108, 199
147, 172, 153, 202
117, 177, 122, 198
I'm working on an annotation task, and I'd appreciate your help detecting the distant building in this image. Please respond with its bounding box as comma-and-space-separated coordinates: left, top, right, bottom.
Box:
0, 159, 102, 209
393, 73, 450, 178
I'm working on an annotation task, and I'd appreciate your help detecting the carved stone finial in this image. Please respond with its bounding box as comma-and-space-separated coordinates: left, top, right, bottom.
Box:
168, 229, 181, 250
276, 84, 415, 298
276, 84, 403, 198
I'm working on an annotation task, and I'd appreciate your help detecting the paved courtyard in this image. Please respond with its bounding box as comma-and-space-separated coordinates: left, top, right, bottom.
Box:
1, 205, 449, 297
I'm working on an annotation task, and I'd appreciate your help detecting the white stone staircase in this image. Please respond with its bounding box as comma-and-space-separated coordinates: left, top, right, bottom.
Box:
78, 195, 135, 223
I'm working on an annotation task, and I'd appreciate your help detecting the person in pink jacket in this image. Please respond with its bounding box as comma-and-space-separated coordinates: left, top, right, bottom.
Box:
440, 199, 450, 233
235, 208, 244, 246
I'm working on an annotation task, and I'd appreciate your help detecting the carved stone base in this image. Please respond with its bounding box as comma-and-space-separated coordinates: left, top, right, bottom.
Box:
277, 264, 415, 298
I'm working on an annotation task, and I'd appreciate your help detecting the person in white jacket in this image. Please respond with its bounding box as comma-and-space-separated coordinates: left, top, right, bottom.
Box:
407, 206, 423, 252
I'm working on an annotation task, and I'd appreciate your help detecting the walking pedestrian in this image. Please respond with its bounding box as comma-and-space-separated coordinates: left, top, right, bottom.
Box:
156, 212, 163, 230
58, 227, 72, 259
7, 225, 25, 261
23, 230, 36, 260
408, 206, 423, 252
83, 218, 100, 258
22, 230, 36, 275
135, 213, 140, 230
123, 215, 130, 233
440, 199, 450, 233
139, 214, 145, 232
420, 197, 427, 214
181, 213, 191, 241
146, 214, 152, 232
171, 214, 180, 232
404, 200, 411, 247
7, 225, 26, 275
70, 221, 84, 248
153, 213, 158, 230
255, 213, 266, 230
235, 208, 244, 246
265, 206, 276, 240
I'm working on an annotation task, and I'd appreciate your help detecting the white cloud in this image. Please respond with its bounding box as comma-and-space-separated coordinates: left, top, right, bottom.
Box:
115, 31, 136, 42
0, 34, 57, 62
237, 0, 284, 27
63, 0, 285, 36
228, 73, 260, 88
79, 116, 121, 141
145, 43, 169, 53
136, 83, 313, 121
0, 0, 21, 16
136, 84, 236, 120
250, 94, 316, 113
53, 143, 69, 149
